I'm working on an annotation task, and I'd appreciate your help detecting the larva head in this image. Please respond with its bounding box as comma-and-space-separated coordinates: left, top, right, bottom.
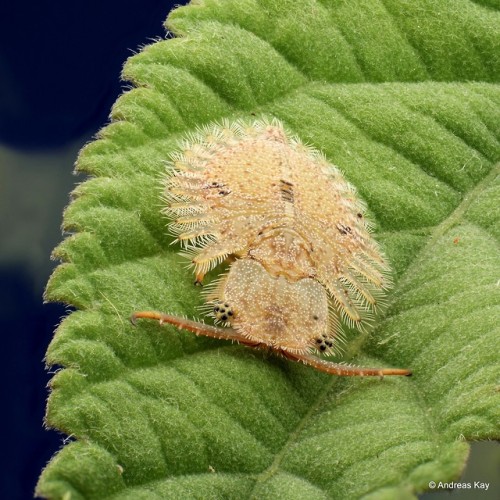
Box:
219, 259, 331, 354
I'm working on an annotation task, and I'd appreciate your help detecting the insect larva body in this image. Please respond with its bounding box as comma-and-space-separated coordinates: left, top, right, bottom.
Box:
164, 119, 388, 352
132, 119, 410, 377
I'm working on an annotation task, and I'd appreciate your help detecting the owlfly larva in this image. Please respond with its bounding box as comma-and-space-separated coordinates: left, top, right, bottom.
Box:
131, 119, 411, 377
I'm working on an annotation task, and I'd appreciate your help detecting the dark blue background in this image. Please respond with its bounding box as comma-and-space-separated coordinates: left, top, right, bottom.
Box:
0, 2, 186, 498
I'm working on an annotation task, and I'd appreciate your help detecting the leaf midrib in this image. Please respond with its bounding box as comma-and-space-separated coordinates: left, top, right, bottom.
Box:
248, 374, 340, 498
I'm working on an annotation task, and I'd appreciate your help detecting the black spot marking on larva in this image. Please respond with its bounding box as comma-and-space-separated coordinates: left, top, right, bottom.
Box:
279, 179, 294, 203
337, 223, 352, 235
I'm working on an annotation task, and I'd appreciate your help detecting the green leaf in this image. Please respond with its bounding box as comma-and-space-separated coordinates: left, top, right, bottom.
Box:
37, 1, 500, 498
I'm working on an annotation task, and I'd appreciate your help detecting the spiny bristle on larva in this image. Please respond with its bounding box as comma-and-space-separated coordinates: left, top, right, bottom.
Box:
328, 309, 346, 343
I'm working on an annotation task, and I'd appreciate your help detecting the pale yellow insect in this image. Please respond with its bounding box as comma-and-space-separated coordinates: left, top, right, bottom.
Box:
132, 119, 411, 377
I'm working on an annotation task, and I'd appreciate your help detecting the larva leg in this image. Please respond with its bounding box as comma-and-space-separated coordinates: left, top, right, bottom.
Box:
285, 351, 412, 377
130, 311, 261, 347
